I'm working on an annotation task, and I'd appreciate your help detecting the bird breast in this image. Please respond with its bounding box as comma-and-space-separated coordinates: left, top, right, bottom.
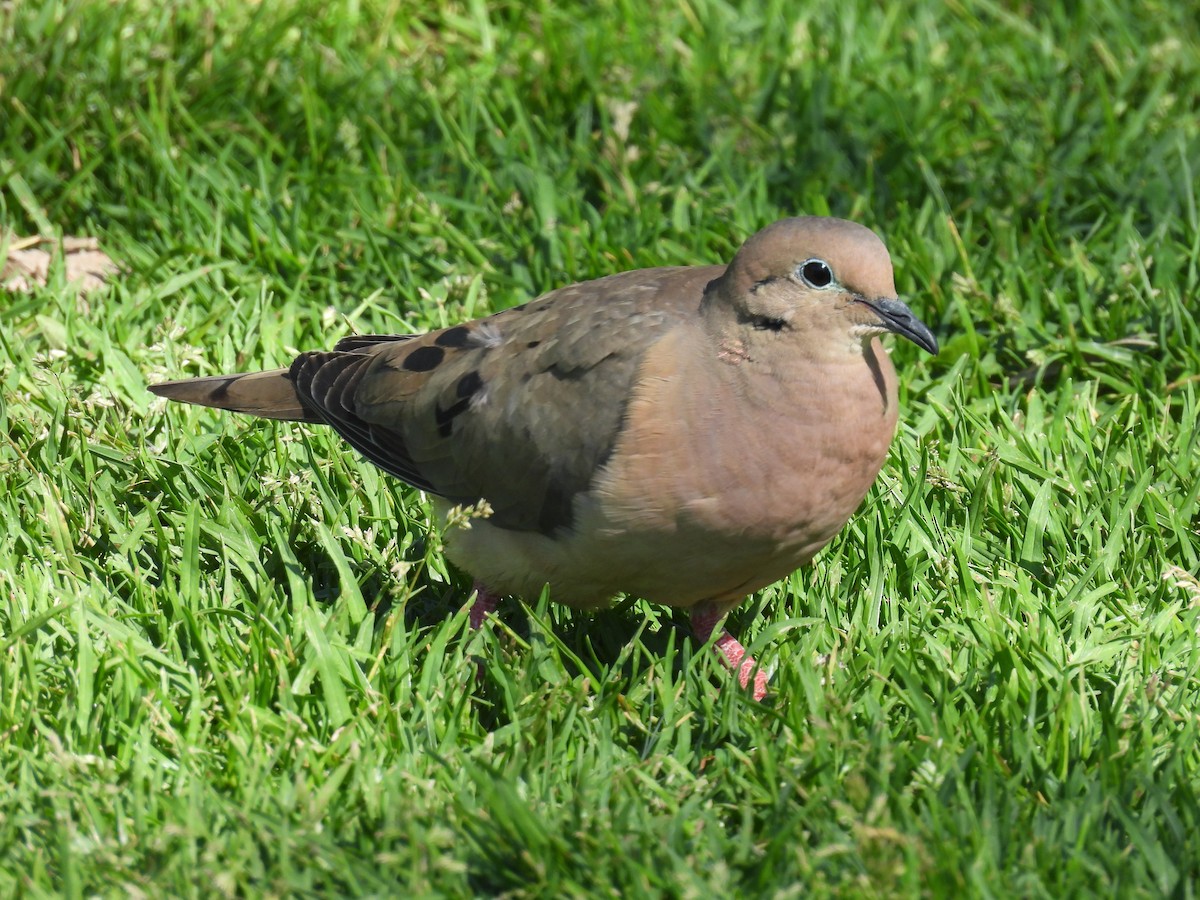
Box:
440, 333, 900, 610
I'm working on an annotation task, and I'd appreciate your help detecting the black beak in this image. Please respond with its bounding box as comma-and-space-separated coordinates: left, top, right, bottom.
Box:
861, 298, 939, 355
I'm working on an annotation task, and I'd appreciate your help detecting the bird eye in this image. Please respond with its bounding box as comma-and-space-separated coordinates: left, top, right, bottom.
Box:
798, 259, 834, 288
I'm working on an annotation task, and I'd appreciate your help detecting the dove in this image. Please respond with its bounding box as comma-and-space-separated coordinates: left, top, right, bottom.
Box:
150, 216, 938, 700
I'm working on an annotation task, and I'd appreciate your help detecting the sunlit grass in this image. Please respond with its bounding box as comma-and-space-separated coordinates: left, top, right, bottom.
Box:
2, 0, 1198, 894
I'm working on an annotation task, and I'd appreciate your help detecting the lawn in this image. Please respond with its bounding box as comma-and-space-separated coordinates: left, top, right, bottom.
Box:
2, 0, 1199, 895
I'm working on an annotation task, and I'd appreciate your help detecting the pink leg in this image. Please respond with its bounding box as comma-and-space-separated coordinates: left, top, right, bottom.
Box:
690, 604, 769, 701
469, 582, 500, 630
468, 582, 501, 685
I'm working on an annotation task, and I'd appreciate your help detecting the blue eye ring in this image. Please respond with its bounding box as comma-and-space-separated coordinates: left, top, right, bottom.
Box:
798, 258, 834, 288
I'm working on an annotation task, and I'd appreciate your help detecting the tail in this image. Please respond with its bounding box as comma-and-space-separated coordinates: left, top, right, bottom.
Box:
149, 368, 320, 422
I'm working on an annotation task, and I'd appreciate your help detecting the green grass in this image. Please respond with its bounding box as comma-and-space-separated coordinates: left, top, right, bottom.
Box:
2, 0, 1199, 895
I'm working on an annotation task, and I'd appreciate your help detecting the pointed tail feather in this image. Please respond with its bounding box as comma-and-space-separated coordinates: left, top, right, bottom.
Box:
149, 368, 320, 422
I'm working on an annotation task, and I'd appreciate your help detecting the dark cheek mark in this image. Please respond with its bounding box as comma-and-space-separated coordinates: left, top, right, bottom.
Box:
435, 326, 472, 348
403, 345, 446, 372
435, 370, 485, 437
864, 343, 888, 412
526, 340, 541, 349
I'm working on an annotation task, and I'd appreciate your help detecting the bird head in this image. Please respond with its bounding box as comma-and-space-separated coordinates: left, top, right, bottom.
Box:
705, 217, 938, 360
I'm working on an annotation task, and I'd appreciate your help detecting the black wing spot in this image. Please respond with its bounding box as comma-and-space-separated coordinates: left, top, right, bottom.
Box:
434, 399, 470, 437
435, 326, 472, 348
526, 340, 541, 349
402, 345, 446, 372
456, 370, 484, 399
434, 371, 485, 438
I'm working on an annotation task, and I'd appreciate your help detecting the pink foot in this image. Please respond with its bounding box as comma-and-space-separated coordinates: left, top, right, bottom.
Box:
713, 630, 769, 701
690, 605, 769, 701
468, 583, 500, 684
469, 582, 500, 630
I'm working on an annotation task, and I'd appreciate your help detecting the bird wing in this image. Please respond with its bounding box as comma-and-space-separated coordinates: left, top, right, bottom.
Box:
289, 265, 722, 534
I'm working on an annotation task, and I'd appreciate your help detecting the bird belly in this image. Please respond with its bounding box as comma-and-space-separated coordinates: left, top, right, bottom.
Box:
434, 406, 890, 611
436, 495, 827, 610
